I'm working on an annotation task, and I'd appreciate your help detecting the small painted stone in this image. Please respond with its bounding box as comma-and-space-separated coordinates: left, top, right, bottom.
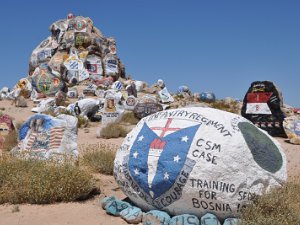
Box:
200, 213, 220, 225
120, 206, 143, 224
223, 218, 240, 225
142, 210, 170, 225
169, 214, 200, 225
100, 196, 116, 209
104, 199, 131, 216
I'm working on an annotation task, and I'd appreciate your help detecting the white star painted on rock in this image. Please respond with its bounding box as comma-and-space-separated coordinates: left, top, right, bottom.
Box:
181, 136, 189, 142
138, 135, 144, 142
164, 172, 169, 180
134, 168, 140, 175
133, 151, 139, 159
173, 155, 181, 163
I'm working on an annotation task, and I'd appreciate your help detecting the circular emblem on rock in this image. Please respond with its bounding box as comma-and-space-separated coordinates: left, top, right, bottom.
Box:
75, 20, 86, 31
114, 107, 287, 219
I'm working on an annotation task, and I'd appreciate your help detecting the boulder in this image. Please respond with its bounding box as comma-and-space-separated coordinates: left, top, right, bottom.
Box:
200, 213, 220, 225
67, 98, 99, 117
13, 114, 78, 160
134, 102, 163, 119
158, 87, 174, 103
120, 206, 143, 224
114, 107, 287, 219
101, 93, 124, 125
125, 96, 138, 111
67, 87, 79, 98
83, 83, 97, 96
200, 92, 216, 103
169, 214, 200, 225
101, 196, 117, 209
222, 218, 240, 225
142, 210, 171, 225
177, 86, 191, 96
126, 81, 138, 98
241, 81, 287, 137
283, 116, 300, 145
31, 98, 56, 113
104, 199, 131, 216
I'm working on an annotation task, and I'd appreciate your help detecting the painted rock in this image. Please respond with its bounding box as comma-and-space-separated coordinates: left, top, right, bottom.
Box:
104, 199, 131, 216
283, 116, 300, 145
169, 214, 200, 225
200, 92, 216, 103
100, 196, 117, 209
114, 107, 287, 219
142, 210, 171, 225
222, 218, 240, 225
241, 81, 287, 137
200, 213, 220, 225
13, 114, 78, 160
120, 206, 143, 224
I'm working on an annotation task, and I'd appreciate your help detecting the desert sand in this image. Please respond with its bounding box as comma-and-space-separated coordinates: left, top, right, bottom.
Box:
0, 100, 299, 225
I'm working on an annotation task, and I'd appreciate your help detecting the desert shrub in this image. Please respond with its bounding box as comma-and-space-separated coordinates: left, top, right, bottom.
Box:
121, 112, 139, 125
82, 143, 116, 175
1, 130, 18, 152
239, 182, 300, 225
0, 157, 96, 204
100, 123, 128, 139
210, 100, 239, 114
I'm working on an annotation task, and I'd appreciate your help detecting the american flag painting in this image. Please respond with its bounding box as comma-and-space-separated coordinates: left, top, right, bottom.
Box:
20, 127, 65, 153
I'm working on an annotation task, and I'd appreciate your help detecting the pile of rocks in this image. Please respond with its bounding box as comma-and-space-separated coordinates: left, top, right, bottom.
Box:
101, 196, 240, 225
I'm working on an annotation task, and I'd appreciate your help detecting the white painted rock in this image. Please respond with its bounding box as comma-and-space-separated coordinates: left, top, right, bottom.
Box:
114, 107, 287, 219
31, 98, 56, 113
13, 114, 78, 160
67, 98, 99, 117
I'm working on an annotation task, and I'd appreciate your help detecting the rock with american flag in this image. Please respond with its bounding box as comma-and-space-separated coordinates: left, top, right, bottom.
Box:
12, 114, 78, 160
114, 107, 287, 219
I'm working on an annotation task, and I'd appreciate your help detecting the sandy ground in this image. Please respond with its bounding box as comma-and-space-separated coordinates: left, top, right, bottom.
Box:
0, 99, 299, 225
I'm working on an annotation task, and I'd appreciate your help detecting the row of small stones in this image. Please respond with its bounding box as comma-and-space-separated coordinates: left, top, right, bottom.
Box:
101, 196, 240, 225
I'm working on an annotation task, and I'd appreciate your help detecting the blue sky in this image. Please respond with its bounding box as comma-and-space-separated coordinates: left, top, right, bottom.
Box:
0, 0, 299, 107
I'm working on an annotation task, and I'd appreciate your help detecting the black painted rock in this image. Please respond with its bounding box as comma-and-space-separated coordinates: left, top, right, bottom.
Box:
241, 81, 287, 137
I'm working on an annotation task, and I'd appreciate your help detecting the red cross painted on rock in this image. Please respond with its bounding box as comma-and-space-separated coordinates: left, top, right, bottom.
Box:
151, 118, 181, 138
150, 118, 181, 149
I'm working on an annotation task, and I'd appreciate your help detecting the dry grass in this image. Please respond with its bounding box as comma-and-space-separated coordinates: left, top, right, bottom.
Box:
1, 130, 18, 152
0, 157, 96, 204
77, 115, 89, 128
99, 123, 128, 139
239, 182, 300, 225
210, 100, 240, 114
81, 143, 116, 175
120, 112, 139, 125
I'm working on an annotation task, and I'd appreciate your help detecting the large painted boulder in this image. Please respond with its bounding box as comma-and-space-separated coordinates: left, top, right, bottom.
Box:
241, 81, 287, 137
12, 114, 78, 160
114, 107, 287, 219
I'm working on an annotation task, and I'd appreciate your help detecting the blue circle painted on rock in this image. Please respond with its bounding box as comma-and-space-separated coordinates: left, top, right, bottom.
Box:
200, 92, 216, 102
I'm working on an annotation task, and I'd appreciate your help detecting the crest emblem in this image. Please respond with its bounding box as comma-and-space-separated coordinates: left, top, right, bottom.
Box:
128, 118, 199, 207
